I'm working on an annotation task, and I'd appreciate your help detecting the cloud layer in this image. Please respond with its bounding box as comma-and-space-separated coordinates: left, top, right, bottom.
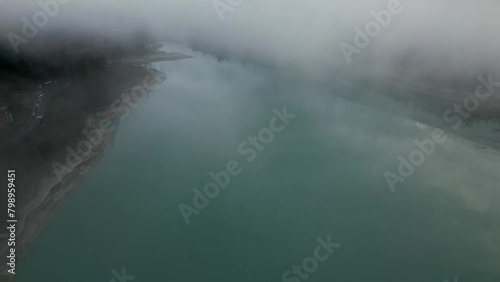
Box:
1, 0, 499, 80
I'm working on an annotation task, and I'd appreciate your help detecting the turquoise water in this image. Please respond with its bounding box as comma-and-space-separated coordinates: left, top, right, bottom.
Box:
14, 45, 500, 282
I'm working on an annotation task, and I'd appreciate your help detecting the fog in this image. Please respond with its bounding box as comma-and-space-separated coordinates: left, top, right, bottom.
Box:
1, 0, 499, 80
2, 2, 500, 281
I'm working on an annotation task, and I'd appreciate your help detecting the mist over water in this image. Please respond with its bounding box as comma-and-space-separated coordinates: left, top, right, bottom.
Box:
2, 0, 500, 75
1, 1, 500, 281
11, 44, 500, 282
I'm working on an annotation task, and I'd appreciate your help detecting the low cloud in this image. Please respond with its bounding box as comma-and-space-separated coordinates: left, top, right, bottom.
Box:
1, 0, 499, 82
